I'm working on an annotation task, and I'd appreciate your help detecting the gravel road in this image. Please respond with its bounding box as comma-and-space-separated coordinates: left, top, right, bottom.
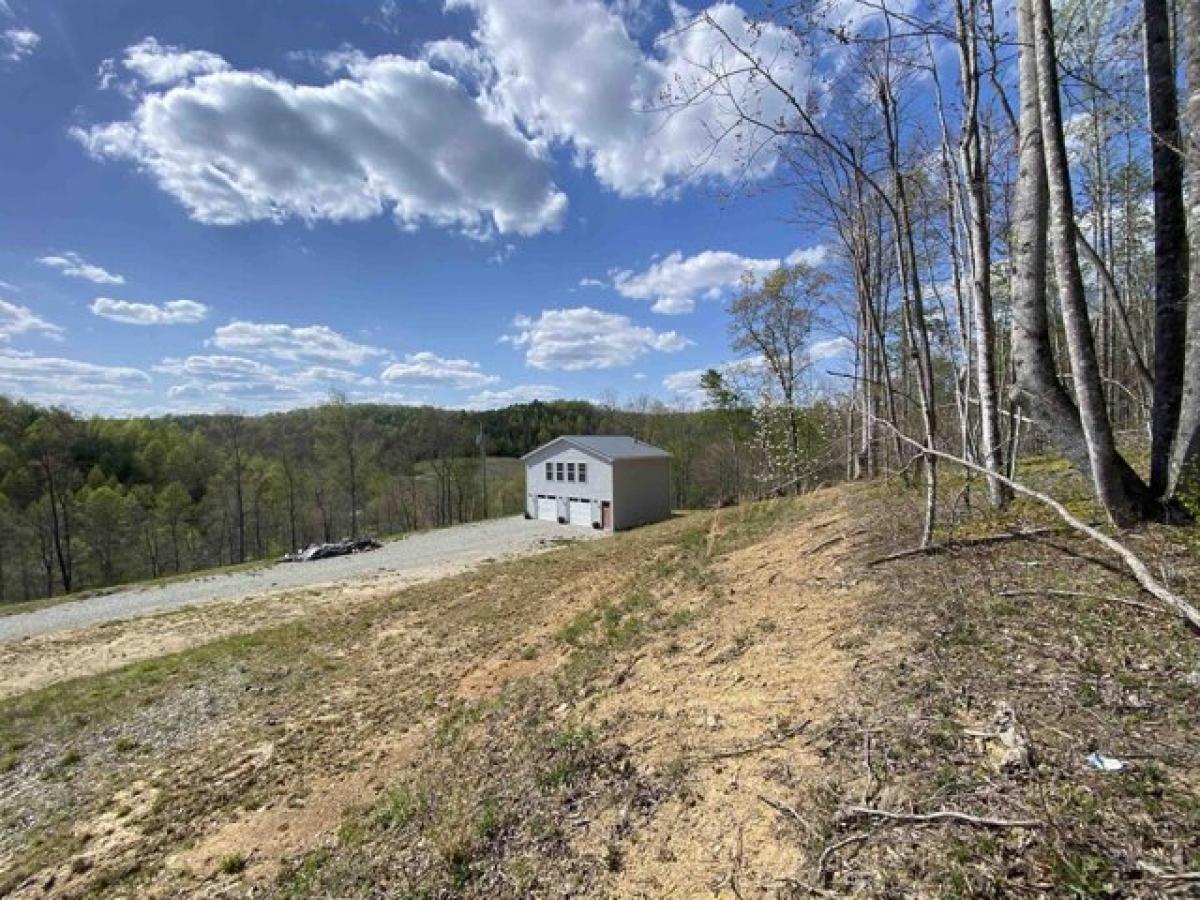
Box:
0, 517, 601, 644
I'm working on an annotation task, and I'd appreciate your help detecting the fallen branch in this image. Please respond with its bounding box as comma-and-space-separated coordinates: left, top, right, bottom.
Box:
996, 588, 1164, 614
816, 832, 868, 881
846, 806, 1040, 829
872, 417, 1200, 633
758, 794, 816, 838
698, 720, 812, 762
868, 526, 1071, 566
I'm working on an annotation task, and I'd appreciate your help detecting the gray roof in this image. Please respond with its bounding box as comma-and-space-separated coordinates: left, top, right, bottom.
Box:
523, 435, 672, 462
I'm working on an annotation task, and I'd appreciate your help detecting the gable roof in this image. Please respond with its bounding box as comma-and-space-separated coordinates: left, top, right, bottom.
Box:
522, 434, 672, 462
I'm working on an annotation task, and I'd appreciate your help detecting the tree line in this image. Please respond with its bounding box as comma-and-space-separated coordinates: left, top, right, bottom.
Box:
0, 392, 845, 604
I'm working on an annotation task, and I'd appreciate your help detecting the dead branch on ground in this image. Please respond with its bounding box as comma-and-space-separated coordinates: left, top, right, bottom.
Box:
873, 416, 1200, 632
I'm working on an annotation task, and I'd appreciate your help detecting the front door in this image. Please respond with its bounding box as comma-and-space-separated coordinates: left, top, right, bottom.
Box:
601, 501, 612, 530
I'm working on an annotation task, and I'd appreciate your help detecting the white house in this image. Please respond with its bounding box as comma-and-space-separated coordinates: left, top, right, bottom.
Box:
522, 435, 672, 531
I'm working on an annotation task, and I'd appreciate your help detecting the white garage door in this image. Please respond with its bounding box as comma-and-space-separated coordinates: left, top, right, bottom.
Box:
568, 499, 592, 527
536, 497, 558, 522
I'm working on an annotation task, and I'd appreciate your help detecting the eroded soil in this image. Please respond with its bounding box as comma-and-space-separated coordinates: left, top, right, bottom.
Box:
1, 488, 885, 898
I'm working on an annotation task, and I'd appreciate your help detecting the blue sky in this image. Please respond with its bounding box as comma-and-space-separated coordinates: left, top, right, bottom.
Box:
0, 0, 849, 415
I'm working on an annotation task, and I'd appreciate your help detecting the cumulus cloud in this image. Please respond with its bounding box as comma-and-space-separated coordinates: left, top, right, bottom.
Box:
122, 36, 230, 85
614, 245, 829, 314
211, 321, 386, 366
452, 0, 811, 196
614, 249, 778, 314
464, 383, 562, 409
0, 299, 63, 341
2, 27, 38, 62
0, 350, 150, 410
505, 306, 690, 371
805, 336, 853, 363
72, 43, 567, 236
90, 297, 210, 325
380, 351, 498, 389
786, 245, 829, 267
662, 368, 708, 405
38, 251, 125, 285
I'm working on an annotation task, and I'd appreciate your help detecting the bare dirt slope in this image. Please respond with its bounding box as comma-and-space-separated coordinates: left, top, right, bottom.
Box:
0, 487, 885, 898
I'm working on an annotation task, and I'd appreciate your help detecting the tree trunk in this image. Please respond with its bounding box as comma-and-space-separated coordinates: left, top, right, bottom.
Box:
1169, 0, 1200, 499
1032, 0, 1151, 527
1144, 0, 1189, 496
955, 0, 1011, 506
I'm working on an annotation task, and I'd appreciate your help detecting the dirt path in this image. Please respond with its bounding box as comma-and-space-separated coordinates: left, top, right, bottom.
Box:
1, 489, 890, 898
0, 516, 597, 643
0, 520, 598, 699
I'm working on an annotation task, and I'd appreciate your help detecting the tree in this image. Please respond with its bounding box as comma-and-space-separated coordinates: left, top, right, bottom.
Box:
316, 392, 372, 538
157, 481, 193, 573
1142, 0, 1188, 497
1169, 0, 1200, 501
728, 264, 827, 488
213, 414, 247, 562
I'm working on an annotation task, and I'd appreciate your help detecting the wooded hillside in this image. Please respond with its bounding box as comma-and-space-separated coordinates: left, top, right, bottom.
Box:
0, 394, 845, 605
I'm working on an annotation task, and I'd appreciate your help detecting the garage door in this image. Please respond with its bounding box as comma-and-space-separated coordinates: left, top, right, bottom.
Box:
536, 497, 558, 522
568, 499, 592, 527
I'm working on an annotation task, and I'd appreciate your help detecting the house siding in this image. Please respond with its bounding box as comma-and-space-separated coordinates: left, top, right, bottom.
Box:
611, 457, 672, 530
523, 438, 671, 531
524, 445, 612, 522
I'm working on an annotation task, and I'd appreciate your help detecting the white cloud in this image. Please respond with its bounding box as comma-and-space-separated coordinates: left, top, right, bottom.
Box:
614, 244, 830, 313
0, 350, 150, 409
156, 353, 278, 381
2, 27, 38, 62
381, 351, 498, 389
806, 336, 853, 363
464, 383, 562, 409
506, 306, 690, 371
294, 366, 377, 388
90, 297, 210, 325
662, 368, 708, 405
578, 277, 605, 288
614, 249, 778, 314
122, 36, 230, 85
73, 43, 567, 236
211, 321, 386, 366
452, 0, 811, 196
786, 245, 829, 267
38, 251, 125, 285
0, 299, 63, 342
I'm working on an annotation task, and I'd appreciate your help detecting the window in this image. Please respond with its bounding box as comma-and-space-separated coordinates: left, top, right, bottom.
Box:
545, 462, 553, 481
567, 462, 576, 482
556, 462, 564, 481
578, 462, 587, 483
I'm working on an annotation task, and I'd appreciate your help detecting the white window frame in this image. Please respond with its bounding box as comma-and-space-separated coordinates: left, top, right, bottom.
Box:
556, 461, 564, 481
578, 462, 587, 483
567, 462, 576, 482
545, 462, 553, 481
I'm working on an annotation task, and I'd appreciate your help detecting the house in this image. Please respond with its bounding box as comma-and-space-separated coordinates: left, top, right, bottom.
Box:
522, 435, 672, 531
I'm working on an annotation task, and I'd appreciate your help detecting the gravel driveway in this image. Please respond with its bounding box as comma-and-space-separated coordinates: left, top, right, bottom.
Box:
0, 517, 601, 644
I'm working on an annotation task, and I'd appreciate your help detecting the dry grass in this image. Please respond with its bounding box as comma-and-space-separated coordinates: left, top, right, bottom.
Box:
3, 468, 1196, 898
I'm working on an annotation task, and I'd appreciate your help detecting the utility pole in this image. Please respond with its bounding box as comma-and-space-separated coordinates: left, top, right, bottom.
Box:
477, 422, 489, 519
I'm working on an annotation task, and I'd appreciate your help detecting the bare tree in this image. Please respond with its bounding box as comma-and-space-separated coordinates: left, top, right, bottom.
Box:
1032, 0, 1153, 527
1169, 0, 1200, 497
954, 0, 1010, 506
1142, 0, 1189, 497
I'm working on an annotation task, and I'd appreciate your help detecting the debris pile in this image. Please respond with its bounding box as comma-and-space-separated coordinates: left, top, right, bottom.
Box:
281, 537, 383, 562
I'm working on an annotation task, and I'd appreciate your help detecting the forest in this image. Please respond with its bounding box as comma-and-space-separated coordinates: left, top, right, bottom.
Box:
0, 393, 845, 605
670, 0, 1200, 554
